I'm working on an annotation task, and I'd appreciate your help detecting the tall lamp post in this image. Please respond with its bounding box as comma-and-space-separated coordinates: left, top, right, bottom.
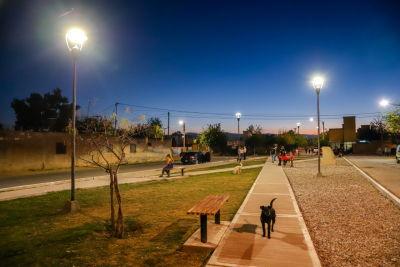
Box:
313, 77, 323, 177
297, 123, 301, 149
236, 113, 241, 146
65, 29, 87, 212
179, 120, 186, 152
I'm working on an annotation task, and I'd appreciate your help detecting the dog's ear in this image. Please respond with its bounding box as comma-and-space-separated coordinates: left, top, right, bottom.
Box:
260, 206, 265, 210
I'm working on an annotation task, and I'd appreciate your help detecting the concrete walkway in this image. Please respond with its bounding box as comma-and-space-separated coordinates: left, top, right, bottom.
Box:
207, 160, 321, 267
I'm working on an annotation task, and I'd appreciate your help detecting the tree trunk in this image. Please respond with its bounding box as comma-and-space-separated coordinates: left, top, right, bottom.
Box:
113, 172, 124, 238
109, 166, 116, 236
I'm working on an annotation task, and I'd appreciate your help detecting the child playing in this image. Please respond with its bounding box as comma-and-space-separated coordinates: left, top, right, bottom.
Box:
290, 151, 294, 167
278, 152, 282, 166
283, 152, 289, 166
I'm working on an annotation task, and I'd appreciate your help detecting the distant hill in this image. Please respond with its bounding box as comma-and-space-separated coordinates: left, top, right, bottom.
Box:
186, 132, 316, 140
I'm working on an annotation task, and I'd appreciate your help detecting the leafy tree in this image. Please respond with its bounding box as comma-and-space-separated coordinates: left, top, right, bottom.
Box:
245, 134, 264, 154
297, 135, 308, 147
147, 117, 163, 139
371, 117, 387, 149
10, 88, 79, 132
200, 123, 228, 153
383, 105, 400, 144
358, 126, 380, 141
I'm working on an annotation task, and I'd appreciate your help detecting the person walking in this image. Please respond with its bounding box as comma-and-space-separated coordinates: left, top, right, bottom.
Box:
271, 145, 277, 163
159, 154, 174, 177
280, 146, 285, 156
384, 146, 388, 157
243, 146, 247, 160
278, 152, 282, 166
290, 151, 294, 167
237, 146, 242, 162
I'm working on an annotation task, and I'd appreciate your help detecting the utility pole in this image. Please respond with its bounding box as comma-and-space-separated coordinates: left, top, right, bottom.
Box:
87, 100, 90, 117
114, 102, 118, 136
168, 112, 170, 136
322, 121, 325, 140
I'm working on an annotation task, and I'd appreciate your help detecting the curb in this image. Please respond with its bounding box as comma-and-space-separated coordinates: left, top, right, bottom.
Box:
282, 166, 322, 267
343, 157, 400, 209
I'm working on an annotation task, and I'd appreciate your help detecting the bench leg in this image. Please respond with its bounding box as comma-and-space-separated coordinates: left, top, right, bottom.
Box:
201, 214, 207, 243
215, 210, 220, 224
181, 168, 184, 176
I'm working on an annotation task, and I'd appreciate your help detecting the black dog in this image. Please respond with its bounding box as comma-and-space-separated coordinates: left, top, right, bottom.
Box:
260, 198, 276, 239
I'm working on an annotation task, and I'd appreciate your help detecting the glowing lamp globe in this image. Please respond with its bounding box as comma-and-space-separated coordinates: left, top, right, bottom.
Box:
380, 100, 389, 107
313, 77, 323, 93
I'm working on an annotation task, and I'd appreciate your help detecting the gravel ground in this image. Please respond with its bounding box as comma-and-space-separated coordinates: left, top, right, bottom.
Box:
283, 159, 400, 267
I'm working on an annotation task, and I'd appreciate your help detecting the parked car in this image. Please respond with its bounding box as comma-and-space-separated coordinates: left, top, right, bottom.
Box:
313, 147, 323, 155
396, 145, 400, 164
181, 151, 206, 164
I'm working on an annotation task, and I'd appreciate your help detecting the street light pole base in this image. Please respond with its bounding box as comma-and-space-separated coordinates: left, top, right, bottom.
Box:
316, 172, 323, 177
64, 200, 80, 213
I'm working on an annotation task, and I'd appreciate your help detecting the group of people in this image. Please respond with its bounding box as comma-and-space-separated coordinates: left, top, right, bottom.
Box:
270, 145, 294, 167
237, 146, 247, 162
304, 147, 314, 154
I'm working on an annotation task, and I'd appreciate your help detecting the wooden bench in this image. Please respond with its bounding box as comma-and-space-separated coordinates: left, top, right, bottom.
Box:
162, 167, 185, 176
187, 195, 230, 243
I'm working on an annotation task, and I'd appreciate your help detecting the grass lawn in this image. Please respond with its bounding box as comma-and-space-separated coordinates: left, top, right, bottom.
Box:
0, 168, 261, 267
186, 158, 267, 173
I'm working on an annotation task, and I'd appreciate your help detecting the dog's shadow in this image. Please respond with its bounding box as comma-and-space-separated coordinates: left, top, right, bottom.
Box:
232, 221, 309, 250
232, 223, 258, 235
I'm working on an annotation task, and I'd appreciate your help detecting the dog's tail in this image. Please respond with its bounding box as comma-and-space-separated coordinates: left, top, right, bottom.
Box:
269, 198, 276, 208
240, 163, 243, 167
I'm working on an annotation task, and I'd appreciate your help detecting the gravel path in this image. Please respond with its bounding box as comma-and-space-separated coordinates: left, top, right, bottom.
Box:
283, 159, 400, 267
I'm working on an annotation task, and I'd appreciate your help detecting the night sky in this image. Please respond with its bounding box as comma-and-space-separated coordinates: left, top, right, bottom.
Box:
1, 0, 399, 135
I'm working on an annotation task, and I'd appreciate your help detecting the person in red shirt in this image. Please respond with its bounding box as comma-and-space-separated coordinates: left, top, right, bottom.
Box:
278, 152, 282, 166
283, 153, 288, 166
290, 151, 294, 167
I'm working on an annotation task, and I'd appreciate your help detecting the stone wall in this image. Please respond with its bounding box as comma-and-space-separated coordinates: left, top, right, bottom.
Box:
0, 131, 172, 172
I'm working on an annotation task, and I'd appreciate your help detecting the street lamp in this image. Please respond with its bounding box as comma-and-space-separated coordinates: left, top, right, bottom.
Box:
179, 120, 186, 152
236, 113, 241, 146
65, 29, 87, 212
297, 123, 301, 149
313, 77, 323, 177
380, 99, 399, 107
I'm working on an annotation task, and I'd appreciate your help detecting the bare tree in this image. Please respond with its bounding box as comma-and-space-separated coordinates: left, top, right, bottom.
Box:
78, 115, 145, 238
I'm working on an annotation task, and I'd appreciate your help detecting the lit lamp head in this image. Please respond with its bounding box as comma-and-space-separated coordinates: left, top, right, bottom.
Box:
380, 99, 389, 107
66, 29, 87, 61
297, 123, 301, 127
236, 113, 242, 121
313, 77, 323, 94
310, 117, 314, 121
179, 120, 184, 125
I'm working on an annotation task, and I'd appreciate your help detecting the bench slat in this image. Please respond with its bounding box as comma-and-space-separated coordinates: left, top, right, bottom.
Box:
187, 196, 212, 214
202, 195, 229, 215
192, 196, 215, 215
205, 195, 230, 215
187, 195, 229, 215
